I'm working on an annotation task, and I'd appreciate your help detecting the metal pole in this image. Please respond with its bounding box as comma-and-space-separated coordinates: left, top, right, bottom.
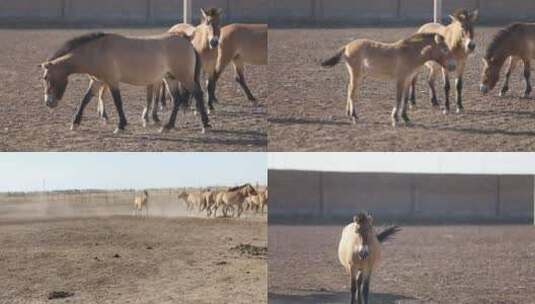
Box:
434, 0, 442, 23
183, 0, 192, 24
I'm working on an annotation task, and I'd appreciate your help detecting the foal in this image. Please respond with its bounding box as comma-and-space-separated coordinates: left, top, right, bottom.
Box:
321, 33, 456, 127
411, 8, 478, 113
133, 190, 149, 216
338, 213, 400, 304
480, 23, 535, 97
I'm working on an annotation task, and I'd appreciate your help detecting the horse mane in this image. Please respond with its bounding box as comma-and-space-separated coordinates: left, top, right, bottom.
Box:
48, 32, 109, 61
203, 7, 222, 18
401, 33, 437, 46
485, 23, 524, 60
227, 183, 252, 192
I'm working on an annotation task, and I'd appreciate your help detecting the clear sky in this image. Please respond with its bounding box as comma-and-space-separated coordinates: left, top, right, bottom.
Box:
269, 152, 535, 175
0, 153, 266, 192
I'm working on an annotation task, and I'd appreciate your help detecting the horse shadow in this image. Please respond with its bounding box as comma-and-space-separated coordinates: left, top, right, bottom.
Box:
269, 290, 419, 304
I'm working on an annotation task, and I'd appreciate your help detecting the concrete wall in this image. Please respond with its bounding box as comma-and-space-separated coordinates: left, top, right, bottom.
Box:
269, 170, 534, 221
1, 0, 534, 25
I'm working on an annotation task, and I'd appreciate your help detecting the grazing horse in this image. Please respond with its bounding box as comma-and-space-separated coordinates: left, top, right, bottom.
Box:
338, 213, 400, 304
321, 33, 456, 127
40, 32, 210, 134
410, 8, 478, 113
480, 23, 535, 97
213, 183, 257, 217
133, 190, 149, 216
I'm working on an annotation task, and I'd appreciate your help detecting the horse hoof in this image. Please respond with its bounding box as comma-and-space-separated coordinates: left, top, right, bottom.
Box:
442, 109, 449, 115
70, 123, 79, 131
391, 121, 398, 128
113, 128, 124, 134
142, 121, 148, 128
456, 108, 464, 114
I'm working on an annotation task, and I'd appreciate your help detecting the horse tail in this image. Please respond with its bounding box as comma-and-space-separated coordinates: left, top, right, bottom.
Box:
376, 225, 401, 243
321, 47, 345, 67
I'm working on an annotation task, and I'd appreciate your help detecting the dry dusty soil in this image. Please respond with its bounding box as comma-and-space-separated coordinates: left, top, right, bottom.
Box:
268, 27, 535, 151
0, 198, 267, 303
0, 27, 267, 151
269, 224, 535, 304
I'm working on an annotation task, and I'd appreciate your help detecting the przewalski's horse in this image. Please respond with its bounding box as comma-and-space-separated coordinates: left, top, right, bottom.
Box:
40, 32, 210, 134
410, 8, 478, 113
321, 33, 456, 127
177, 190, 203, 213
200, 188, 217, 216
247, 189, 268, 214
97, 8, 224, 120
214, 183, 257, 217
480, 23, 535, 97
338, 213, 400, 304
133, 190, 149, 216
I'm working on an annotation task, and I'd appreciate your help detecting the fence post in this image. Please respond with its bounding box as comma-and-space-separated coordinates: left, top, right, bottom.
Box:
184, 0, 192, 23
496, 176, 501, 217
434, 0, 442, 23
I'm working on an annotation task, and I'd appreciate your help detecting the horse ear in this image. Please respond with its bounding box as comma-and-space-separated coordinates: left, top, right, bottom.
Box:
200, 8, 208, 20
448, 14, 458, 23
434, 34, 444, 44
367, 213, 374, 225
353, 215, 358, 223
470, 9, 479, 22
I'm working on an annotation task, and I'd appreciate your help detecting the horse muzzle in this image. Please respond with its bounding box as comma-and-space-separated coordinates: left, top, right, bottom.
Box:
446, 60, 457, 72
467, 41, 476, 53
358, 246, 369, 260
479, 84, 489, 95
209, 37, 219, 49
45, 94, 58, 108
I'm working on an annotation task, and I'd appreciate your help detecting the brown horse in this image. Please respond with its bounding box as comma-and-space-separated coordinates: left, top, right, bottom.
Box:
213, 183, 257, 217
411, 8, 478, 114
480, 23, 535, 97
321, 33, 456, 127
40, 32, 210, 134
338, 213, 400, 304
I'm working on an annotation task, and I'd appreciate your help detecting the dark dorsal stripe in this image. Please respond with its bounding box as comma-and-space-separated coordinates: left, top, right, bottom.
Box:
49, 32, 109, 61
485, 23, 524, 60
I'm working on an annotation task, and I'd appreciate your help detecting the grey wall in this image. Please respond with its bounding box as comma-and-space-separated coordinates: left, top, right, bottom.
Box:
0, 0, 533, 25
269, 170, 534, 221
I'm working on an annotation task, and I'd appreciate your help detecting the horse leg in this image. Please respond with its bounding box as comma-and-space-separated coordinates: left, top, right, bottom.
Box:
232, 59, 257, 104
72, 80, 99, 130
97, 85, 108, 124
409, 75, 417, 108
391, 80, 403, 127
356, 271, 363, 304
189, 79, 211, 133
160, 80, 183, 132
427, 65, 439, 107
151, 82, 162, 125
523, 59, 532, 98
401, 81, 411, 125
109, 86, 128, 133
350, 268, 357, 304
362, 274, 371, 304
207, 74, 217, 111
159, 81, 168, 110
454, 61, 466, 113
500, 56, 517, 97
345, 64, 359, 124
442, 69, 451, 115
142, 85, 153, 128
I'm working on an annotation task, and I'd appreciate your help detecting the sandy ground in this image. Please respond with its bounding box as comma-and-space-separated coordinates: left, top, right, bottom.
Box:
0, 197, 267, 303
0, 27, 267, 151
269, 224, 535, 304
268, 27, 535, 151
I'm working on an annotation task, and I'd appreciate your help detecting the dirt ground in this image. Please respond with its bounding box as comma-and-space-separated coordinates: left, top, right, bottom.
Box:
0, 27, 267, 151
268, 27, 535, 151
269, 224, 535, 304
0, 198, 267, 303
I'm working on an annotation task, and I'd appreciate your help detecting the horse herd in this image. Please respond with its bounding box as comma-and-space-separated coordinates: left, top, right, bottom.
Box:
40, 8, 267, 134
132, 183, 267, 218
322, 8, 535, 128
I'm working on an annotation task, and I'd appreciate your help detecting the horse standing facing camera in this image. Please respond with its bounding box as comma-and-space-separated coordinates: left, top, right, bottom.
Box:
338, 213, 400, 304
